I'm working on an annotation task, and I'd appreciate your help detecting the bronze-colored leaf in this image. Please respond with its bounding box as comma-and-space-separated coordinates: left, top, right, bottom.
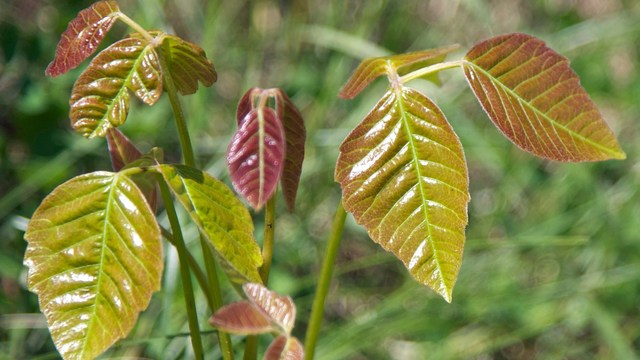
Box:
335, 87, 469, 302
45, 0, 121, 77
161, 35, 217, 95
70, 36, 162, 138
463, 33, 625, 162
209, 301, 275, 335
243, 283, 296, 334
265, 336, 305, 360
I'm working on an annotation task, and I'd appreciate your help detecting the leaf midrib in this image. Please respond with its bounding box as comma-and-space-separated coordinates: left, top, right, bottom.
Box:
463, 60, 621, 158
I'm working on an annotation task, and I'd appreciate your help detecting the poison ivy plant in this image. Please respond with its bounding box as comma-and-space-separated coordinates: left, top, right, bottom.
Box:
337, 32, 624, 302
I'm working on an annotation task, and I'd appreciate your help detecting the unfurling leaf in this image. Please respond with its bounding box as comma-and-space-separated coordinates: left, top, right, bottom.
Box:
209, 301, 275, 335
228, 95, 286, 210
70, 36, 162, 138
265, 336, 305, 360
463, 33, 625, 162
243, 282, 296, 334
154, 164, 262, 284
45, 0, 121, 77
24, 171, 163, 360
339, 45, 459, 99
161, 35, 217, 95
336, 87, 469, 302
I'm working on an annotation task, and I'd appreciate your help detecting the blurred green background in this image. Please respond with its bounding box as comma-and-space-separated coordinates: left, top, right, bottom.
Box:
2, 0, 640, 359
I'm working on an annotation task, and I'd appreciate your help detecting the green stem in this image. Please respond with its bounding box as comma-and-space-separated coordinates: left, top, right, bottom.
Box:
398, 59, 464, 84
116, 12, 155, 43
158, 179, 204, 360
304, 200, 347, 360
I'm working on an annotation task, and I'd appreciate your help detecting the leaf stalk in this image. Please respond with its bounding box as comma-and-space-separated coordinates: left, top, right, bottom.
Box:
399, 59, 464, 84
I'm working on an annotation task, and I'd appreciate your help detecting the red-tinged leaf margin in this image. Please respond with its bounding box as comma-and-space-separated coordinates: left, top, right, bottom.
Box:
45, 0, 121, 77
339, 45, 459, 99
209, 301, 275, 335
243, 282, 296, 335
161, 35, 217, 95
462, 33, 625, 162
265, 336, 305, 360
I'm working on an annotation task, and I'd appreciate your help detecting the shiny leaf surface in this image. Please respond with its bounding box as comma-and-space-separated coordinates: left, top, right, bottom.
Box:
24, 171, 163, 360
265, 336, 305, 360
154, 164, 262, 283
339, 45, 459, 99
161, 35, 217, 95
70, 36, 162, 138
336, 87, 469, 301
463, 33, 625, 162
243, 282, 296, 334
227, 106, 286, 211
45, 0, 120, 77
209, 301, 274, 335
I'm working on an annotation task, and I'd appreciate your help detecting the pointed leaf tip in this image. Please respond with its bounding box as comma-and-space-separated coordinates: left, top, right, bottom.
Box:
45, 0, 121, 77
463, 33, 625, 162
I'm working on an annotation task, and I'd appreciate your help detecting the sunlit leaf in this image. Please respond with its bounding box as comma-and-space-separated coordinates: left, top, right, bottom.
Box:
209, 301, 274, 335
265, 336, 305, 360
154, 164, 262, 284
70, 36, 162, 138
463, 33, 625, 162
24, 171, 163, 360
339, 45, 459, 99
45, 0, 121, 77
335, 87, 469, 302
243, 283, 296, 334
227, 105, 286, 211
161, 35, 217, 95
274, 90, 306, 212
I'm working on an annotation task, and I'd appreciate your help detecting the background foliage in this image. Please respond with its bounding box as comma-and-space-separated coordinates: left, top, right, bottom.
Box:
1, 0, 639, 359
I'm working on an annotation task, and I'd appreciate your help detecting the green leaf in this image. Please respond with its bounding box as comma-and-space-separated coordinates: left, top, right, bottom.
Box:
24, 171, 163, 360
70, 36, 162, 138
335, 87, 469, 302
45, 0, 120, 77
463, 33, 625, 162
154, 164, 262, 284
161, 35, 217, 95
339, 45, 459, 99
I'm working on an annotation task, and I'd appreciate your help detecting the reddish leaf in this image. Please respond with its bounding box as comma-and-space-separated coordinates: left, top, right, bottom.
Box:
339, 45, 459, 99
243, 283, 296, 334
236, 87, 258, 125
209, 301, 275, 335
463, 33, 625, 162
161, 35, 217, 95
45, 0, 121, 77
227, 106, 286, 210
265, 336, 305, 360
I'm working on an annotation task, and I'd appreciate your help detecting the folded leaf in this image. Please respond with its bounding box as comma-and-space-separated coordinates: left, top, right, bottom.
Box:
70, 36, 162, 138
265, 336, 304, 360
45, 0, 121, 77
209, 301, 275, 335
243, 283, 296, 335
24, 171, 163, 360
161, 35, 217, 95
339, 45, 459, 99
154, 164, 262, 283
463, 33, 625, 162
335, 87, 469, 302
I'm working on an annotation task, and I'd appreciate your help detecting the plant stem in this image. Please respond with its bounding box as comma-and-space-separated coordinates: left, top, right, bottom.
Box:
158, 179, 204, 360
399, 59, 464, 84
304, 200, 347, 360
116, 12, 155, 43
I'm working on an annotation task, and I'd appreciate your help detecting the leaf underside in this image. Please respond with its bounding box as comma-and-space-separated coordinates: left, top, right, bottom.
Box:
155, 164, 262, 284
265, 336, 305, 360
339, 45, 459, 99
463, 33, 625, 162
24, 172, 163, 360
276, 91, 306, 212
243, 283, 296, 334
336, 87, 469, 302
45, 0, 121, 77
227, 107, 286, 210
209, 301, 274, 335
162, 35, 217, 95
70, 36, 162, 138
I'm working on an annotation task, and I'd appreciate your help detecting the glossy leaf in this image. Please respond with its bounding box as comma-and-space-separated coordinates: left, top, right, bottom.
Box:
209, 301, 274, 335
154, 164, 262, 283
45, 0, 120, 77
274, 90, 306, 212
161, 35, 217, 95
227, 106, 286, 211
463, 33, 625, 162
335, 87, 469, 302
243, 282, 296, 334
339, 45, 459, 99
24, 171, 163, 360
70, 36, 162, 138
265, 336, 305, 360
